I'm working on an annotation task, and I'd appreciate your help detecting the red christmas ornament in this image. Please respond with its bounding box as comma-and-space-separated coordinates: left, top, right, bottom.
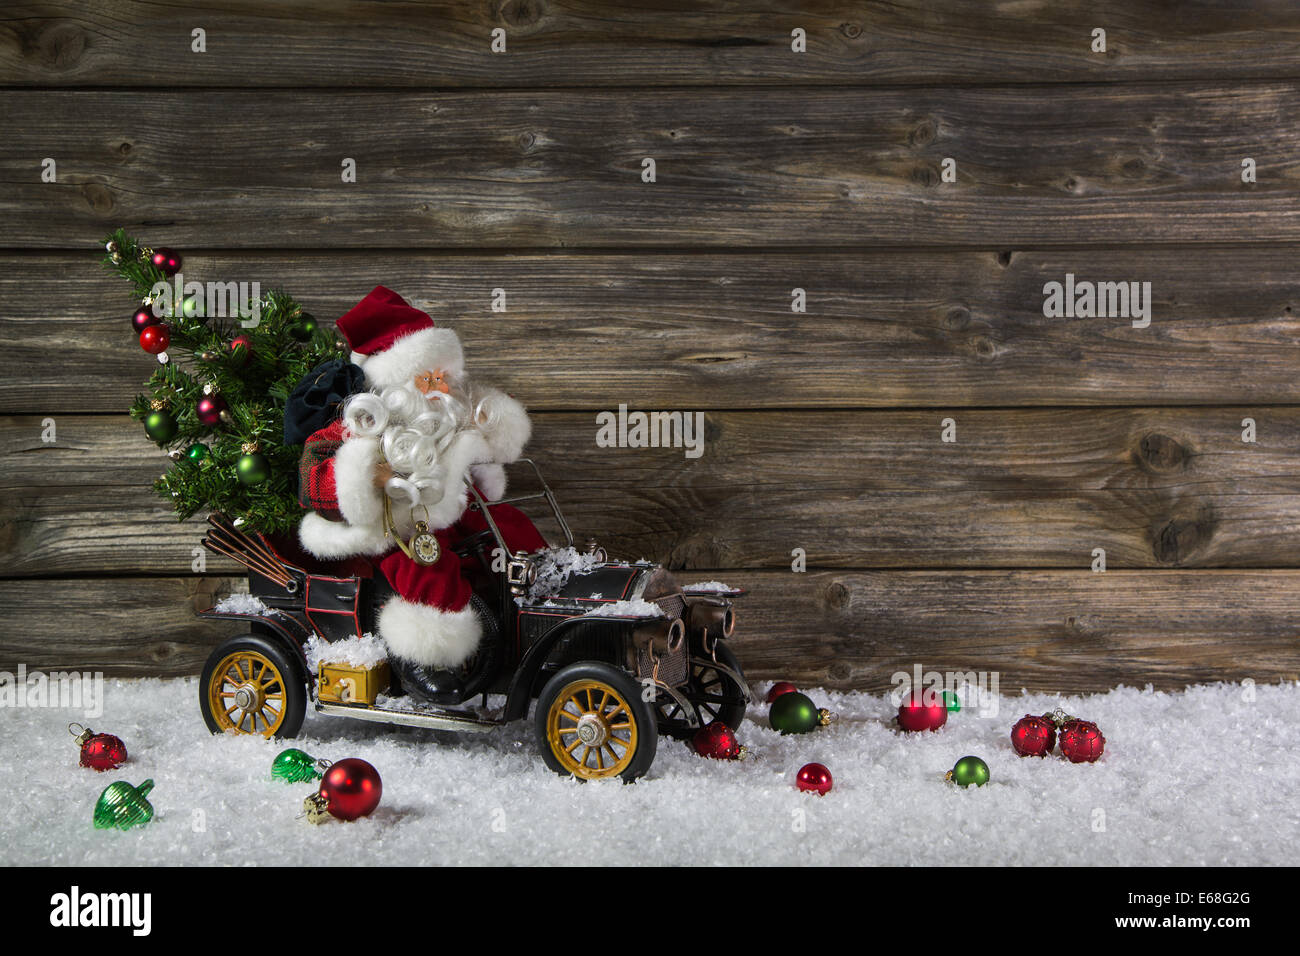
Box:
795, 762, 833, 796
196, 393, 228, 426
69, 722, 127, 772
765, 681, 798, 703
1010, 714, 1058, 757
151, 247, 182, 276
1059, 719, 1106, 763
318, 757, 382, 821
132, 306, 161, 334
229, 336, 253, 365
138, 324, 170, 355
897, 690, 948, 732
692, 720, 744, 760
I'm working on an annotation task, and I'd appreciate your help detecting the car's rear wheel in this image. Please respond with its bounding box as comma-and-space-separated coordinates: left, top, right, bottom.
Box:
200, 634, 306, 738
656, 642, 748, 738
536, 663, 657, 783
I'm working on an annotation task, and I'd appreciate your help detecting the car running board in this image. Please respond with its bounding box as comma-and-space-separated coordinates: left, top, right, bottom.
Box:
315, 701, 502, 733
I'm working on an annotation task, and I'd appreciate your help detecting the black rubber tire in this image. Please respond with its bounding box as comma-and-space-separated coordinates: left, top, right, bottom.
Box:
199, 633, 307, 739
535, 662, 658, 783
658, 641, 748, 738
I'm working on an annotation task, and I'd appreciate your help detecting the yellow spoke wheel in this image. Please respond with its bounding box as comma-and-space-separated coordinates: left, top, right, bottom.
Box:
536, 663, 657, 783
200, 635, 306, 740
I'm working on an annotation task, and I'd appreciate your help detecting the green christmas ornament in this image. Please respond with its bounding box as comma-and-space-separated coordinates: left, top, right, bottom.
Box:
93, 778, 156, 830
236, 450, 271, 486
271, 748, 330, 784
946, 755, 990, 788
768, 691, 832, 735
289, 312, 317, 341
144, 408, 177, 443
185, 442, 209, 462
943, 689, 961, 713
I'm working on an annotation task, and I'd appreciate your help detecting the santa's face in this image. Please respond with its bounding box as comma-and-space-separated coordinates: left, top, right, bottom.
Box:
413, 368, 451, 397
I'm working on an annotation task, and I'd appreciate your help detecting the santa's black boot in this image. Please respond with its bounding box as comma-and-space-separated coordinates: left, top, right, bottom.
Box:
388, 655, 465, 706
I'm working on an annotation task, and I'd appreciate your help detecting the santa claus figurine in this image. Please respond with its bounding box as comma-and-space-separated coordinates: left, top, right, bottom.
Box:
297, 287, 546, 703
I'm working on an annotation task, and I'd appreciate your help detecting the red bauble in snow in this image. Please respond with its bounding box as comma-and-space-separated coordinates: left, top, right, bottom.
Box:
765, 681, 798, 703
69, 722, 127, 772
150, 247, 182, 276
1058, 719, 1106, 763
318, 758, 382, 821
1010, 714, 1057, 757
692, 720, 743, 760
196, 393, 229, 426
795, 762, 833, 796
897, 691, 948, 732
138, 324, 170, 355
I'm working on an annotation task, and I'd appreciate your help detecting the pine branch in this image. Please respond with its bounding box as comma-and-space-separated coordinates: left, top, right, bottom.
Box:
103, 229, 347, 533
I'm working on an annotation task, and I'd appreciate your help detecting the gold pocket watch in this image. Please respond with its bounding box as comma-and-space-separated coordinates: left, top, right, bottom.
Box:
384, 497, 441, 566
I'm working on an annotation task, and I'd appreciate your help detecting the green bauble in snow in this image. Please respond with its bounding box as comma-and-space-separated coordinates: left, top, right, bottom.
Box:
947, 755, 990, 788
236, 452, 271, 486
943, 689, 961, 713
271, 748, 330, 784
93, 778, 155, 830
769, 691, 831, 735
144, 409, 177, 443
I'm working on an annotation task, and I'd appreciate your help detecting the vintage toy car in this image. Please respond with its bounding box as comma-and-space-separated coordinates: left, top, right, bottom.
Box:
196, 459, 749, 782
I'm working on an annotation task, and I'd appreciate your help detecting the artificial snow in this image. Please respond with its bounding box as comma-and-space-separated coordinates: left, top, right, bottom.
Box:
582, 599, 664, 619
211, 593, 269, 615
681, 581, 736, 593
522, 546, 604, 602
303, 633, 389, 671
3, 679, 1297, 866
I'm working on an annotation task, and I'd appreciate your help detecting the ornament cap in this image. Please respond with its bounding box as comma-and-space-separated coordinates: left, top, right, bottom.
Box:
303, 793, 331, 825
68, 722, 92, 746
818, 708, 832, 726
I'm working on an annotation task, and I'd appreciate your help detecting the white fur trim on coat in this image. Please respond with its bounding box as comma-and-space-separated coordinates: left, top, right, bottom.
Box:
360, 327, 465, 390
298, 436, 394, 559
470, 463, 507, 501
472, 387, 531, 463
298, 511, 392, 559
379, 597, 482, 669
333, 436, 383, 531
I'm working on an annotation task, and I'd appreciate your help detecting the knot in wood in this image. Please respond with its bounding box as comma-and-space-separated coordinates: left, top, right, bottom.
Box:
1137, 432, 1186, 472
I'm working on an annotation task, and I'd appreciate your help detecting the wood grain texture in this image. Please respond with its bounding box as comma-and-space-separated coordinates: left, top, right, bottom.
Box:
4, 85, 1300, 249
2, 571, 1297, 692
5, 1, 1300, 87
5, 409, 1298, 576
5, 249, 1300, 414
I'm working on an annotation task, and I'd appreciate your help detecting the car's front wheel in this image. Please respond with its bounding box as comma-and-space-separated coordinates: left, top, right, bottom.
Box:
536, 662, 657, 783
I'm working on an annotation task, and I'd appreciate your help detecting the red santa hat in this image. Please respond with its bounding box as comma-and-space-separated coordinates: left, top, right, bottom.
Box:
336, 286, 465, 389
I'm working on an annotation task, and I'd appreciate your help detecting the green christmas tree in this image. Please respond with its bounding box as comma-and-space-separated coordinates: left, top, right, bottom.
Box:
103, 229, 344, 533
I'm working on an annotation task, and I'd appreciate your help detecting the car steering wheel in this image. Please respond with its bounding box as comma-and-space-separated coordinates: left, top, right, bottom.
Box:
453, 529, 498, 559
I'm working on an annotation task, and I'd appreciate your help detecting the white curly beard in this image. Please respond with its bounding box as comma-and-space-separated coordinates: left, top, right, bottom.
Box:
342, 380, 473, 508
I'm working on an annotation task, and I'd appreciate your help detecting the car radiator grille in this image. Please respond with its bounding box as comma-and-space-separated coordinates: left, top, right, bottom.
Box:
634, 593, 689, 687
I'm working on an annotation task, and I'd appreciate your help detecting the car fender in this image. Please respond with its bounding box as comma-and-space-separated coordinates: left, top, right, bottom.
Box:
503, 615, 638, 722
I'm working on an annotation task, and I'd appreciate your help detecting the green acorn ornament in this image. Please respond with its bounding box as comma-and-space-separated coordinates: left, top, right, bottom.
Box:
144, 400, 177, 443
946, 755, 990, 788
768, 691, 832, 735
271, 748, 331, 784
93, 779, 155, 830
236, 443, 271, 486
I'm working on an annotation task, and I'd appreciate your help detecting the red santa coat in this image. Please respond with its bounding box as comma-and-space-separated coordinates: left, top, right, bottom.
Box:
298, 418, 547, 616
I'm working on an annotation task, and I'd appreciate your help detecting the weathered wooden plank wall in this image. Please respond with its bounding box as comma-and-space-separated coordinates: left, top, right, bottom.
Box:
1, 1, 1297, 692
